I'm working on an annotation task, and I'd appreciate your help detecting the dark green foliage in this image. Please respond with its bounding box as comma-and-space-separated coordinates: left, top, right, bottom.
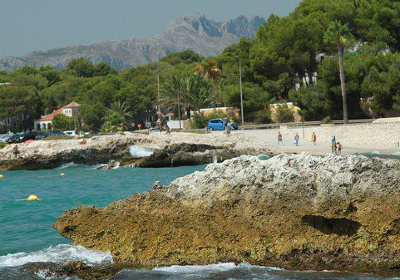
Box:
53, 114, 75, 131
4, 0, 400, 132
275, 105, 295, 123
162, 50, 202, 65
254, 109, 272, 124
66, 58, 96, 78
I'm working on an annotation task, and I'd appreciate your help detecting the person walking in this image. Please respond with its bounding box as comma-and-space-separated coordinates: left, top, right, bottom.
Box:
311, 132, 317, 146
337, 142, 342, 155
294, 133, 300, 146
278, 132, 283, 146
226, 122, 232, 135
331, 135, 336, 154
12, 145, 20, 159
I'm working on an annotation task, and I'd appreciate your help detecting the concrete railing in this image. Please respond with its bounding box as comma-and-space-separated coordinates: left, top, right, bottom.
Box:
239, 119, 376, 130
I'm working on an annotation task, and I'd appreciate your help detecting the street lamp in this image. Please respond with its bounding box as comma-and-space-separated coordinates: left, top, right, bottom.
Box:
236, 55, 245, 127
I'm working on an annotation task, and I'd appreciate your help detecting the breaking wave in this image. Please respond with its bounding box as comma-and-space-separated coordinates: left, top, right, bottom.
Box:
57, 162, 75, 169
129, 145, 154, 158
0, 244, 113, 268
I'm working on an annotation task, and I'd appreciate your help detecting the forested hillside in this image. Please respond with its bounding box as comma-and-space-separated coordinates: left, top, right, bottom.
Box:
2, 0, 400, 132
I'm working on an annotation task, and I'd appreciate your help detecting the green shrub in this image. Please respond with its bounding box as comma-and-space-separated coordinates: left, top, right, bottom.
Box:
321, 116, 333, 124
275, 105, 294, 123
254, 109, 272, 124
190, 114, 208, 129
0, 142, 6, 149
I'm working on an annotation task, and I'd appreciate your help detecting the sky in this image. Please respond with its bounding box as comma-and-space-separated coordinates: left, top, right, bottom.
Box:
0, 0, 301, 57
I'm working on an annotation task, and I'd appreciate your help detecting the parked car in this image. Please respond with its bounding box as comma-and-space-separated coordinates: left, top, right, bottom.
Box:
0, 135, 10, 143
21, 131, 38, 141
206, 118, 225, 131
149, 126, 161, 132
2, 134, 23, 144
206, 118, 239, 131
63, 130, 76, 136
35, 132, 50, 140
50, 130, 64, 136
84, 131, 99, 136
16, 133, 26, 142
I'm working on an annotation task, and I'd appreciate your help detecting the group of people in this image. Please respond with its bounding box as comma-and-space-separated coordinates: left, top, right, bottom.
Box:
277, 131, 343, 155
331, 135, 342, 155
278, 132, 316, 146
224, 121, 234, 134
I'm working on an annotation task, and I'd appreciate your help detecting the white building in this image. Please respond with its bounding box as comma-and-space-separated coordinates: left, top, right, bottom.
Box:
34, 101, 80, 131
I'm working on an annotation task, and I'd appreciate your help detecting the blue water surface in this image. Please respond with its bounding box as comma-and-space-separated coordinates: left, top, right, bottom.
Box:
0, 165, 205, 255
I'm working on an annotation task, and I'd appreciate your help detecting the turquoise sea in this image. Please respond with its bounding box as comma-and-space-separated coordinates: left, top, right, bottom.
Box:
0, 164, 398, 280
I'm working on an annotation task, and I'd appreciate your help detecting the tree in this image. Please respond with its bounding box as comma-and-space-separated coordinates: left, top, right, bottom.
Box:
66, 58, 95, 78
183, 75, 214, 113
161, 76, 185, 129
275, 105, 295, 123
161, 50, 202, 65
107, 101, 132, 120
0, 85, 40, 132
102, 112, 125, 132
94, 62, 118, 76
195, 59, 221, 81
53, 113, 74, 131
79, 103, 106, 132
324, 21, 353, 123
102, 101, 132, 132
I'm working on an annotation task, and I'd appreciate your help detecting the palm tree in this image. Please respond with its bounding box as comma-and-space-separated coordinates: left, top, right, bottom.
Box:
103, 101, 132, 131
184, 75, 214, 114
324, 21, 353, 124
107, 101, 132, 119
161, 76, 185, 129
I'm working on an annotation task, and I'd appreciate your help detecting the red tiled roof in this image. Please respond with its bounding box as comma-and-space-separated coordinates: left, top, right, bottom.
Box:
63, 101, 81, 108
37, 108, 63, 122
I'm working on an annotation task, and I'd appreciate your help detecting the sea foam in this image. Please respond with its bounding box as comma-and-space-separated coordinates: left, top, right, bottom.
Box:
154, 262, 237, 273
57, 162, 75, 169
0, 244, 113, 268
129, 145, 154, 158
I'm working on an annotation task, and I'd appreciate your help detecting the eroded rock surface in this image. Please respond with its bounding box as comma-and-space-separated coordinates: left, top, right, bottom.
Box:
53, 154, 400, 274
0, 132, 268, 170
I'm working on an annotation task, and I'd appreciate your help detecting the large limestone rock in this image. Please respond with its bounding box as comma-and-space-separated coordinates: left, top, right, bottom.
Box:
53, 154, 400, 274
0, 133, 267, 170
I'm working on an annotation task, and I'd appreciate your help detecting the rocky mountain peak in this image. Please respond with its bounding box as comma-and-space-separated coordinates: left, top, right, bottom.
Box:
0, 13, 265, 72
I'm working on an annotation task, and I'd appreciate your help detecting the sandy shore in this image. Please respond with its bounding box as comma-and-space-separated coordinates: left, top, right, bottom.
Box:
238, 123, 400, 157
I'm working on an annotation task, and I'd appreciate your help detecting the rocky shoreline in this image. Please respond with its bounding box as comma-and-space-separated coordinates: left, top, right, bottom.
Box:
0, 132, 270, 170
53, 153, 400, 278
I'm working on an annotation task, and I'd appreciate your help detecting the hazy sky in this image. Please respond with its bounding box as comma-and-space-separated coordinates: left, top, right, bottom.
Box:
0, 0, 301, 57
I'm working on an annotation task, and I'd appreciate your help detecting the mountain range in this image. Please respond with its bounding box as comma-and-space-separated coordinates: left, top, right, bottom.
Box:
0, 13, 265, 72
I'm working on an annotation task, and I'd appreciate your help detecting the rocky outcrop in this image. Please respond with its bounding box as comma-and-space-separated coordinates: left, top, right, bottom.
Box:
54, 154, 400, 275
0, 133, 269, 170
0, 14, 265, 71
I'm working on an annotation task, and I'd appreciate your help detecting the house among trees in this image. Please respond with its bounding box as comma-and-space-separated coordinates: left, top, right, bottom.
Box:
34, 102, 80, 131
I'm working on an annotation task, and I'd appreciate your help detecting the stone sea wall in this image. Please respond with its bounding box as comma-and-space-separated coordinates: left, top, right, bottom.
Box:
54, 153, 400, 275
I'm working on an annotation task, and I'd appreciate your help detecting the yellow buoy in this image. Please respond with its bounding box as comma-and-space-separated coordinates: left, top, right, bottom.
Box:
60, 173, 65, 177
27, 195, 40, 201
0, 174, 3, 179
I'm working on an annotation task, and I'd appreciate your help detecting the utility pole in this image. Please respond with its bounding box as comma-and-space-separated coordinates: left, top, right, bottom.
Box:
237, 55, 245, 127
157, 74, 160, 111
177, 91, 182, 130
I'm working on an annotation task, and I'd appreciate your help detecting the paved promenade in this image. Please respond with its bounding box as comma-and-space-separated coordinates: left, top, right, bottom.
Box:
236, 123, 400, 156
